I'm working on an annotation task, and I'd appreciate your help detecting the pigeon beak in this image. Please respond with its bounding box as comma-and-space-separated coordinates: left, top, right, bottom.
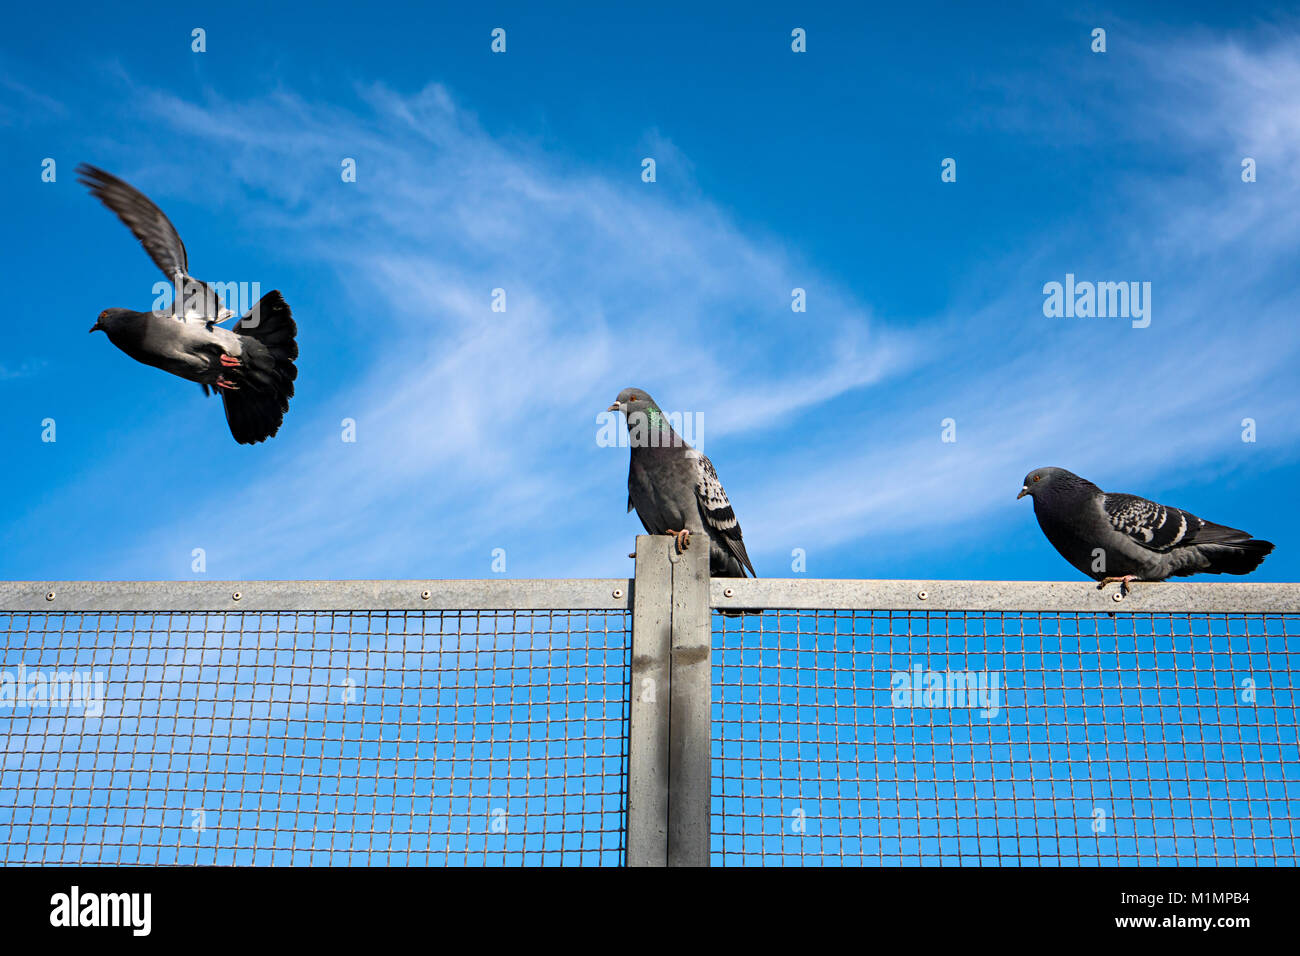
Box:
1016, 486, 1028, 499
88, 322, 100, 334
606, 402, 620, 413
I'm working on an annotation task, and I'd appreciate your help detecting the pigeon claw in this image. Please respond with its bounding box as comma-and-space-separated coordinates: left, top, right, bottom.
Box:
660, 529, 691, 553
215, 375, 240, 391
219, 353, 241, 368
1096, 575, 1139, 596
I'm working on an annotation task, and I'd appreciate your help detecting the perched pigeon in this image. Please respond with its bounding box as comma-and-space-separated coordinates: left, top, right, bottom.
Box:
1018, 466, 1274, 591
78, 164, 298, 445
607, 387, 756, 579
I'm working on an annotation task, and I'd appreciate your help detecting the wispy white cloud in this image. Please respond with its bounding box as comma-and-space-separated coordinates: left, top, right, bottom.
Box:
0, 360, 45, 382
14, 26, 1300, 582
733, 28, 1300, 567
0, 72, 64, 127
84, 76, 907, 578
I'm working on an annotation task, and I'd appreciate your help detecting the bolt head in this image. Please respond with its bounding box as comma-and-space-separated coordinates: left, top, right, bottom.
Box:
917, 590, 929, 600
1111, 592, 1124, 603
421, 589, 431, 600
612, 588, 624, 599
232, 591, 242, 601
723, 587, 734, 598
45, 591, 55, 601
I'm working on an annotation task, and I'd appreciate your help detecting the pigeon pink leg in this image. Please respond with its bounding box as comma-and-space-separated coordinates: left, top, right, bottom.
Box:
1096, 574, 1140, 596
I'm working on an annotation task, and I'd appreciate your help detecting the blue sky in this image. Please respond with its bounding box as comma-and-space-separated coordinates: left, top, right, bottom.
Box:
2, 1, 1298, 584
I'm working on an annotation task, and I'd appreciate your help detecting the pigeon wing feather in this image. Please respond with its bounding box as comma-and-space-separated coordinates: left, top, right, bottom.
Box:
694, 453, 755, 575
77, 164, 190, 279
78, 164, 237, 325
1102, 493, 1215, 552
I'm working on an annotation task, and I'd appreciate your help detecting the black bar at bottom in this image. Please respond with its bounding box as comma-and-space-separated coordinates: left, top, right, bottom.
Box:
0, 866, 1284, 943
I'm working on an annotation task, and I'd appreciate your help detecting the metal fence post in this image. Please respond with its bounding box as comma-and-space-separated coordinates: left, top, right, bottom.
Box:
667, 533, 711, 866
626, 535, 672, 866
625, 533, 713, 867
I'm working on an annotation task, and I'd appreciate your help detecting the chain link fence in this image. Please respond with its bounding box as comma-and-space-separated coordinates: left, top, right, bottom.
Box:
712, 608, 1296, 865
1, 561, 1296, 866
0, 589, 630, 865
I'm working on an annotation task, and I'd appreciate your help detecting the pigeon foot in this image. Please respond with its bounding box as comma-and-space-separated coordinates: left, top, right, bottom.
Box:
667, 529, 690, 553
219, 353, 241, 368
1096, 575, 1139, 596
215, 375, 240, 391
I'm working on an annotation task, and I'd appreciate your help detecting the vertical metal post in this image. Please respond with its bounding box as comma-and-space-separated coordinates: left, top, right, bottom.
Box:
667, 533, 711, 866
626, 535, 672, 866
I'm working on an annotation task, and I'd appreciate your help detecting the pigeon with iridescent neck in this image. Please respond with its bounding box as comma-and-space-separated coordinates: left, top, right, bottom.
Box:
607, 387, 756, 579
1018, 466, 1274, 593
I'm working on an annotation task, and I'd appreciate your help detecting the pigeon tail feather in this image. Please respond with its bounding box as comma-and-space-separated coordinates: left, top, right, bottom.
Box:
1188, 538, 1275, 577
220, 290, 298, 444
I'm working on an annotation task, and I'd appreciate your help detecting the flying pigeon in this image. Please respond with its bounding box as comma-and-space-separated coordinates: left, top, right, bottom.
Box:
607, 387, 756, 579
78, 163, 298, 444
1018, 466, 1274, 592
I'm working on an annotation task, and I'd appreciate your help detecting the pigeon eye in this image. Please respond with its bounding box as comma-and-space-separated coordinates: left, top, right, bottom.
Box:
1033, 475, 1041, 482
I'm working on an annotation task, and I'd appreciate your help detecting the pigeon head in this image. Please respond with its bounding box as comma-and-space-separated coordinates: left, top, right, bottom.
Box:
90, 308, 133, 335
1017, 466, 1089, 500
607, 387, 682, 448
607, 387, 660, 416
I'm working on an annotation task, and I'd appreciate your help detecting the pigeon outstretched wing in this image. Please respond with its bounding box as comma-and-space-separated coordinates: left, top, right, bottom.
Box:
77, 164, 235, 324
77, 164, 190, 280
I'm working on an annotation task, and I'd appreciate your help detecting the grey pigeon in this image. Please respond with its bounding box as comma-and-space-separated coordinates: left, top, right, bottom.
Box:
78, 164, 298, 445
607, 387, 756, 579
1018, 466, 1274, 591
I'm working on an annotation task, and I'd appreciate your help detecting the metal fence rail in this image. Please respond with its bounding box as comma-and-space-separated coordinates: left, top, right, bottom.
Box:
0, 544, 1296, 866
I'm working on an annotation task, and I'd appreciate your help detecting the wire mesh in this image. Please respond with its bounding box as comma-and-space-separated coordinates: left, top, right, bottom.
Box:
712, 609, 1299, 866
0, 608, 630, 865
4, 590, 1296, 867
